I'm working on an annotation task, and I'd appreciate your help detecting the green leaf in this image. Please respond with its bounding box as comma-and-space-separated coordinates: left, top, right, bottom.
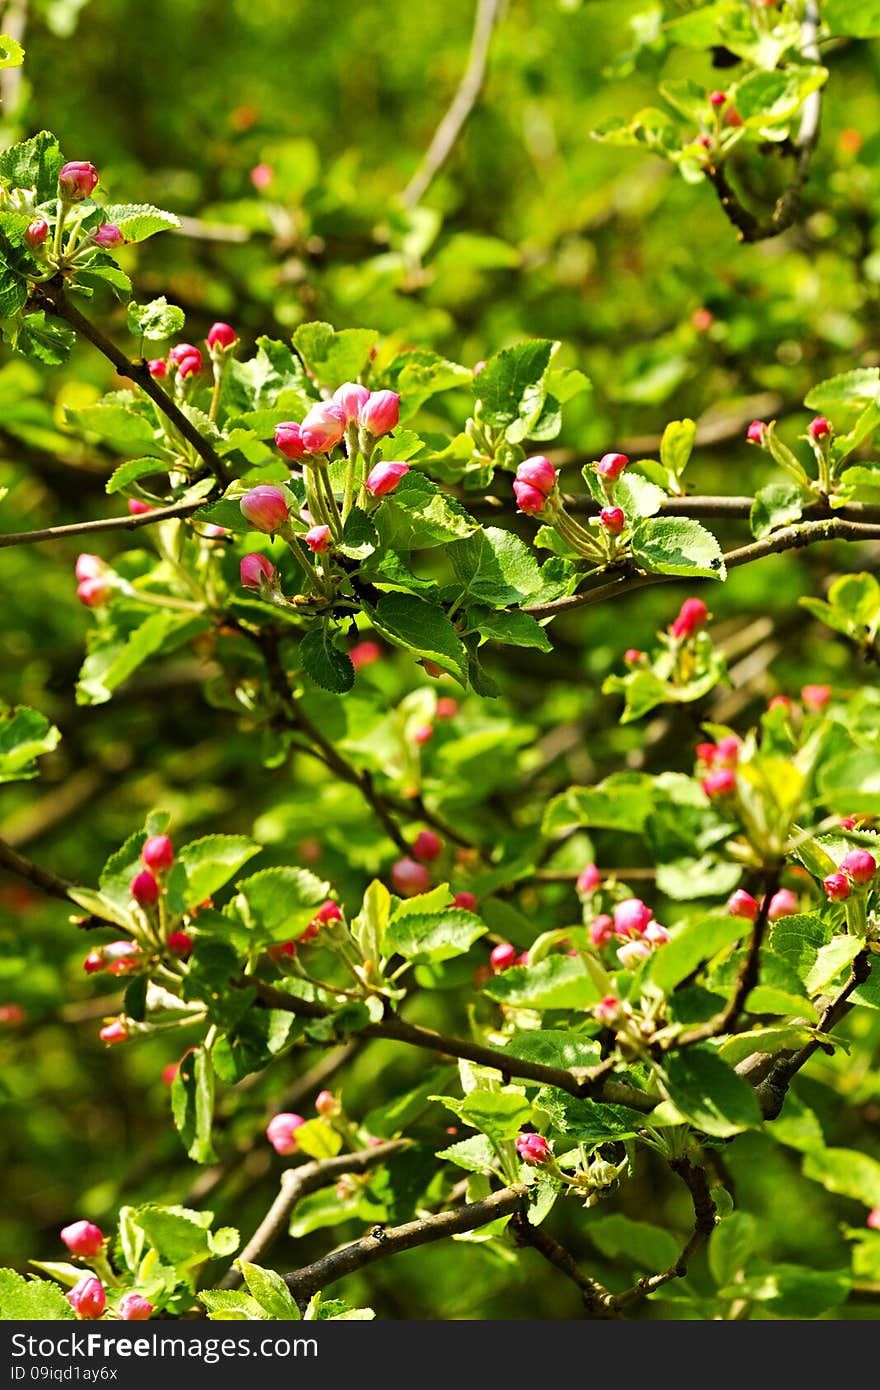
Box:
351, 878, 390, 964
389, 349, 472, 419
132, 1203, 213, 1263
102, 203, 181, 242
126, 296, 185, 341
542, 772, 654, 835
105, 456, 168, 494
648, 915, 745, 995
385, 907, 486, 963
66, 400, 164, 456
0, 704, 60, 782
660, 1047, 761, 1137
234, 866, 329, 941
709, 1212, 756, 1287
718, 1263, 849, 1318
292, 1118, 343, 1160
373, 472, 475, 550
477, 340, 556, 438
659, 418, 696, 480
0, 1270, 76, 1320
537, 1089, 655, 1145
750, 482, 804, 540
818, 749, 880, 814
469, 607, 552, 652
482, 956, 600, 1011
166, 834, 260, 914
805, 368, 880, 414
451, 1089, 532, 1143
824, 0, 880, 37
437, 1134, 497, 1173
299, 629, 355, 694
802, 1146, 880, 1206
362, 592, 467, 683
0, 34, 24, 68
15, 312, 76, 366
504, 1030, 602, 1071
200, 1289, 265, 1320
767, 913, 830, 988
237, 1261, 301, 1319
587, 1214, 680, 1271
76, 613, 205, 706
170, 1047, 217, 1164
0, 130, 62, 201
292, 321, 377, 389
631, 516, 726, 580
448, 526, 543, 608
339, 506, 378, 560
736, 67, 828, 130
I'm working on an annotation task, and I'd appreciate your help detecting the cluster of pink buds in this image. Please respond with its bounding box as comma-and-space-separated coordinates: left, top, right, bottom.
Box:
83, 940, 141, 977
726, 888, 800, 921
489, 942, 528, 972
697, 735, 739, 799
515, 1132, 551, 1166
274, 387, 400, 461
130, 834, 174, 910
512, 455, 557, 516
607, 898, 670, 968
151, 325, 236, 382
75, 553, 114, 608
824, 850, 877, 901
269, 898, 343, 962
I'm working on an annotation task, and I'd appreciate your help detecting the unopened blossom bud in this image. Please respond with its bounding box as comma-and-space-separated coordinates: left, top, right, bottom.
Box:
75, 554, 105, 582
808, 417, 831, 441
312, 900, 343, 927
644, 921, 670, 945
715, 736, 740, 766
842, 849, 877, 885
99, 1020, 128, 1045
840, 816, 861, 830
118, 1293, 153, 1321
266, 1112, 305, 1155
240, 552, 275, 590
709, 90, 727, 107
240, 485, 289, 534
93, 223, 124, 247
868, 1208, 880, 1231
746, 420, 767, 445
99, 941, 140, 976
453, 890, 478, 912
365, 460, 409, 497
68, 1276, 106, 1320
250, 162, 273, 190
802, 684, 831, 712
490, 942, 518, 972
176, 350, 202, 379
616, 939, 651, 968
315, 1090, 339, 1117
600, 506, 625, 535
301, 401, 347, 454
594, 995, 620, 1025
596, 452, 629, 481
577, 863, 601, 895
766, 888, 799, 921
515, 1132, 551, 1166
413, 724, 434, 746
169, 343, 199, 365
127, 499, 153, 516
332, 381, 371, 422
671, 598, 709, 639
359, 390, 400, 437
61, 1221, 104, 1258
131, 869, 159, 907
58, 162, 98, 201
391, 857, 431, 897
624, 649, 643, 666
589, 914, 614, 947
516, 456, 557, 497
77, 577, 113, 608
724, 106, 743, 127
0, 1003, 25, 1026
613, 898, 653, 940
274, 421, 307, 460
702, 768, 736, 798
83, 949, 105, 975
147, 358, 167, 378
166, 930, 193, 958
695, 134, 712, 149
143, 835, 174, 873
727, 889, 759, 920
512, 480, 547, 515
696, 743, 717, 766
206, 322, 237, 350
305, 524, 332, 553
413, 830, 443, 863
349, 640, 382, 670
436, 697, 459, 719
824, 872, 851, 902
692, 307, 714, 332
25, 218, 48, 251
768, 694, 793, 713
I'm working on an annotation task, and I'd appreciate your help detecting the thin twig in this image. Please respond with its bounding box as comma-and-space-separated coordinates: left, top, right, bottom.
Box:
0, 500, 204, 549
402, 0, 502, 208
0, 834, 80, 905
611, 1156, 717, 1309
508, 1211, 617, 1317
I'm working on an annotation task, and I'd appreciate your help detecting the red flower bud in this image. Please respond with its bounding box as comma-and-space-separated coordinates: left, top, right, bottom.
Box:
274, 421, 307, 460
93, 223, 124, 248
724, 107, 743, 128
600, 506, 625, 535
709, 90, 727, 107
824, 872, 851, 902
61, 1221, 104, 1257
99, 1019, 128, 1045
301, 401, 346, 454
267, 940, 297, 962
594, 995, 621, 1025
167, 930, 193, 958
715, 735, 740, 766
207, 322, 236, 350
746, 420, 767, 445
589, 914, 614, 947
767, 694, 793, 713
436, 697, 459, 719
315, 1089, 339, 1117
25, 218, 48, 250
842, 850, 877, 885
143, 835, 174, 873
613, 898, 653, 940
413, 724, 434, 746
240, 552, 275, 590
250, 162, 273, 190
58, 162, 98, 201
453, 890, 478, 912
702, 768, 736, 798
240, 485, 289, 534
75, 554, 105, 582
68, 1276, 106, 1320
696, 742, 717, 766
868, 1207, 880, 1231
77, 577, 113, 608
616, 939, 651, 968
670, 598, 709, 639
118, 1293, 153, 1321
577, 864, 601, 894
515, 1132, 551, 1165
332, 381, 371, 423
596, 452, 628, 481
624, 649, 643, 666
365, 460, 409, 496
358, 390, 400, 438
727, 889, 759, 920
349, 640, 382, 670
808, 417, 831, 441
313, 900, 343, 927
516, 455, 557, 497
801, 684, 831, 712
266, 1112, 305, 1155
127, 499, 153, 516
766, 889, 799, 921
131, 870, 160, 907
391, 857, 431, 897
147, 358, 167, 378
305, 524, 331, 553
0, 1002, 25, 1026
512, 480, 547, 514
83, 950, 105, 975
413, 830, 443, 863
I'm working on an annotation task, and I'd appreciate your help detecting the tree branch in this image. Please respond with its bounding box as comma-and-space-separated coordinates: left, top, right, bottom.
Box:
283, 1182, 527, 1302
401, 0, 502, 208
0, 500, 204, 549
508, 1211, 618, 1317
611, 1155, 717, 1309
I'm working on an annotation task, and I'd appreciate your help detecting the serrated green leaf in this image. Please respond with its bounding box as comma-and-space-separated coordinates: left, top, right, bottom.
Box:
0, 1270, 75, 1320
0, 704, 60, 782
299, 629, 355, 694
384, 907, 485, 963
102, 203, 181, 243
631, 516, 726, 580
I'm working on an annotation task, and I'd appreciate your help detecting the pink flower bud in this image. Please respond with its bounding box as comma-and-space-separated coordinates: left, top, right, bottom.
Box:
696, 743, 717, 766
68, 1276, 106, 1320
695, 134, 712, 149
808, 417, 831, 441
77, 577, 113, 608
702, 768, 737, 798
670, 597, 709, 639
600, 506, 625, 535
824, 872, 851, 902
413, 830, 443, 863
266, 1112, 305, 1155
240, 485, 289, 534
250, 162, 273, 190
512, 480, 547, 515
436, 697, 459, 719
131, 870, 160, 907
305, 524, 331, 553
596, 452, 629, 481
624, 649, 643, 666
840, 816, 861, 830
746, 420, 767, 445
58, 162, 99, 201
490, 942, 518, 972
842, 850, 877, 885
715, 736, 740, 766
267, 940, 297, 962
83, 950, 105, 975
516, 1132, 551, 1166
709, 90, 727, 107
332, 381, 371, 422
802, 684, 831, 712
0, 1002, 25, 1026
391, 857, 431, 897
727, 889, 759, 920
301, 401, 347, 454
359, 390, 400, 437
143, 835, 174, 873
577, 864, 601, 894
147, 358, 167, 379
60, 1221, 104, 1258
315, 1089, 339, 1117
616, 939, 651, 968
516, 456, 557, 497
692, 307, 714, 332
75, 554, 105, 582
240, 552, 275, 590
613, 898, 653, 940
167, 930, 193, 958
98, 941, 140, 977
768, 695, 793, 715
413, 724, 434, 746
868, 1207, 880, 1231
127, 499, 153, 516
453, 890, 478, 912
349, 640, 382, 670
766, 888, 799, 921
169, 342, 199, 365
93, 223, 124, 248
594, 995, 620, 1025
365, 460, 409, 496
589, 914, 614, 947
207, 322, 236, 350
99, 1020, 128, 1045
118, 1293, 153, 1321
274, 421, 307, 460
175, 349, 203, 379
25, 218, 48, 250
313, 900, 343, 927
644, 920, 670, 945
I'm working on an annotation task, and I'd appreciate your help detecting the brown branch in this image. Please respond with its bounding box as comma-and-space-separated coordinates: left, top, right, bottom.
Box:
220, 1140, 408, 1289
508, 1211, 618, 1317
401, 0, 502, 208
0, 834, 79, 905
611, 1156, 717, 1309
36, 280, 231, 487
0, 500, 204, 549
284, 1182, 527, 1301
470, 493, 880, 524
